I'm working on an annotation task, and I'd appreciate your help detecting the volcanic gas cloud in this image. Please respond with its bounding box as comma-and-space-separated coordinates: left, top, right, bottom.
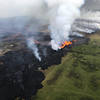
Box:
26, 0, 85, 61
46, 0, 85, 50
0, 0, 85, 61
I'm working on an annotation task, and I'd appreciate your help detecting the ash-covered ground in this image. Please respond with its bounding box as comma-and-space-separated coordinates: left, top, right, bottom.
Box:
0, 30, 90, 100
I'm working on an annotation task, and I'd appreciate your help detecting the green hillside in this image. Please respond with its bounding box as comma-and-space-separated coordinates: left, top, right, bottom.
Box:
31, 33, 100, 100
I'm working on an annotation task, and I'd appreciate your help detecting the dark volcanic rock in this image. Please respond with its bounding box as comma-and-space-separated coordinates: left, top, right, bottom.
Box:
0, 37, 90, 100
0, 49, 45, 100
0, 46, 65, 100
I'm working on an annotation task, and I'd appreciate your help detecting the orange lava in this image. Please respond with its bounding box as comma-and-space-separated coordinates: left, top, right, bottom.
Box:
13, 32, 21, 38
73, 40, 76, 42
60, 40, 76, 49
33, 39, 40, 44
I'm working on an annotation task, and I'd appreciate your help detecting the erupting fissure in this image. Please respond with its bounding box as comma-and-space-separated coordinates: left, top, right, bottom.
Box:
45, 0, 85, 50
60, 40, 76, 49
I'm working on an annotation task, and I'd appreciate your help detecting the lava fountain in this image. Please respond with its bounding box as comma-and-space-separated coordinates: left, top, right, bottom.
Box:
60, 40, 76, 49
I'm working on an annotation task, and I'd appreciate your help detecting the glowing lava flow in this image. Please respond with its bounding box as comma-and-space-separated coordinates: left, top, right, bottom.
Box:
60, 40, 76, 49
13, 32, 21, 38
0, 32, 22, 42
33, 39, 40, 44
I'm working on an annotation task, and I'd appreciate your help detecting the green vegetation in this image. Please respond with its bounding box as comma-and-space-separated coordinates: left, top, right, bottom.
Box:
46, 68, 64, 85
89, 75, 100, 92
31, 33, 100, 100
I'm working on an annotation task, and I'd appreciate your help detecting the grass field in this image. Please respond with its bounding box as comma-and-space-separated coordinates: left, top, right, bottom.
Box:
31, 32, 100, 100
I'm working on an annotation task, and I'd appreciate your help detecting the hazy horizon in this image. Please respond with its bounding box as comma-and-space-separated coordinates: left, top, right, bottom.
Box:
0, 0, 100, 18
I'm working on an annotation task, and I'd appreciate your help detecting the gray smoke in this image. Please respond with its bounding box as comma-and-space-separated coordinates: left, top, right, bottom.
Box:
72, 9, 100, 33
25, 0, 85, 59
0, 0, 86, 60
27, 38, 41, 61
45, 0, 84, 50
80, 9, 100, 21
45, 0, 85, 50
70, 32, 85, 37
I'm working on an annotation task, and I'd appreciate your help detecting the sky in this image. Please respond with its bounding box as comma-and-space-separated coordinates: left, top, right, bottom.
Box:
0, 0, 45, 18
0, 0, 100, 18
82, 0, 100, 10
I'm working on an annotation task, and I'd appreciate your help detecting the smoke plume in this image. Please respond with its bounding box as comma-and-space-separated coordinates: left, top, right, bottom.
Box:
80, 9, 100, 21
1, 0, 100, 60
0, 0, 85, 60
72, 9, 100, 33
45, 0, 85, 50
27, 38, 41, 61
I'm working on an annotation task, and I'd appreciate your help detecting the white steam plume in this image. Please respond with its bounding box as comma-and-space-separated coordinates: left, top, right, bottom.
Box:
27, 39, 41, 61
0, 0, 85, 59
72, 21, 99, 33
72, 9, 100, 33
70, 32, 85, 37
80, 9, 100, 21
45, 0, 85, 50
